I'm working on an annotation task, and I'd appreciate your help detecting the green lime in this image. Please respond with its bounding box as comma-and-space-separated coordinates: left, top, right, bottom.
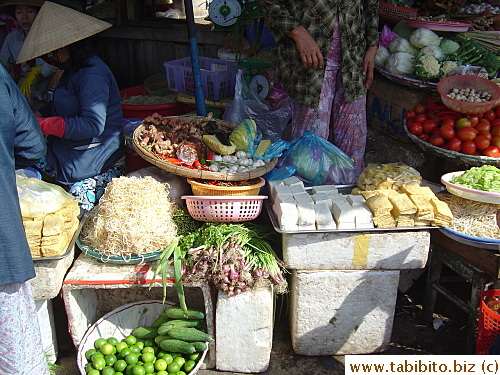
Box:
156, 371, 168, 375
107, 337, 119, 346
114, 359, 128, 372
176, 371, 187, 375
125, 364, 135, 375
143, 339, 155, 348
142, 346, 155, 354
85, 348, 97, 361
105, 354, 118, 366
93, 356, 106, 370
167, 362, 180, 373
162, 353, 173, 364
84, 363, 96, 373
119, 348, 132, 359
131, 365, 146, 375
157, 351, 166, 358
102, 365, 116, 375
125, 353, 139, 365
183, 359, 196, 372
188, 352, 200, 361
171, 353, 182, 358
143, 362, 155, 374
88, 370, 100, 375
135, 341, 145, 350
129, 345, 141, 354
101, 343, 116, 356
154, 358, 168, 371
125, 335, 137, 346
141, 352, 155, 363
173, 356, 185, 366
115, 373, 124, 375
115, 342, 128, 354
91, 351, 104, 360
95, 338, 107, 350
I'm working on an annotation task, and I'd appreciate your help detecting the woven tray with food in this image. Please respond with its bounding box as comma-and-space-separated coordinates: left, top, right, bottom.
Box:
133, 114, 278, 181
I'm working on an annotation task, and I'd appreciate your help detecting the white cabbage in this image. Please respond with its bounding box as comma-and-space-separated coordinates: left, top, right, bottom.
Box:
410, 28, 442, 49
384, 52, 415, 77
420, 45, 445, 61
375, 46, 391, 68
389, 37, 418, 55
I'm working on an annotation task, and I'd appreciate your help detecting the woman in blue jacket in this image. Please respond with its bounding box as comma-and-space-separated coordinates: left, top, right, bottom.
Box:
18, 1, 124, 210
0, 63, 49, 374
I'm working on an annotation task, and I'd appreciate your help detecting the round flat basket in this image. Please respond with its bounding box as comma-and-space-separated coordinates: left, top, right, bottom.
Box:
77, 300, 209, 375
375, 67, 437, 90
187, 177, 265, 196
76, 236, 162, 264
182, 195, 268, 222
404, 122, 500, 166
133, 115, 278, 181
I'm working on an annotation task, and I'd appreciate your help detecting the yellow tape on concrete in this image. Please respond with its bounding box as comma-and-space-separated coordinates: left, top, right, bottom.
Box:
352, 234, 371, 267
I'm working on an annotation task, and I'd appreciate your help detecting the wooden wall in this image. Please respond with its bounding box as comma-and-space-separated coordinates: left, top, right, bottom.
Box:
96, 24, 227, 90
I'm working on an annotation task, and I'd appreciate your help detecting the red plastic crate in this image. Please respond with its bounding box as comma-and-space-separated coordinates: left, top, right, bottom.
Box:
164, 57, 238, 101
476, 289, 500, 354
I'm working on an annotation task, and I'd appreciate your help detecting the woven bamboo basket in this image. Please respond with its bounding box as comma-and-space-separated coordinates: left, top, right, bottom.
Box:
132, 115, 278, 181
187, 177, 265, 196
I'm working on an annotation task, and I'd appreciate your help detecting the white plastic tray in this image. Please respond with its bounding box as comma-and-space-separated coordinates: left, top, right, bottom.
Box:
441, 171, 500, 205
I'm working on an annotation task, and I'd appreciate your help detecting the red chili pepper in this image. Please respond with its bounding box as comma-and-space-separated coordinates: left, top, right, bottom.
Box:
206, 150, 214, 161
162, 157, 185, 165
193, 160, 202, 169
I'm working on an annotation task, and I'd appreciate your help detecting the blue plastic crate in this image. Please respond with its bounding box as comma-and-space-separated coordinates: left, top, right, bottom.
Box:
164, 56, 238, 101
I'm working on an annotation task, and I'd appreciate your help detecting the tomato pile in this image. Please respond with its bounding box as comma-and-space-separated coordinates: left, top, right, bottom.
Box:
405, 96, 500, 158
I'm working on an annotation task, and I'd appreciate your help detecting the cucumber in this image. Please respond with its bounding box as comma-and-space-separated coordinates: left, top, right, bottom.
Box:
158, 339, 196, 354
154, 335, 171, 345
164, 307, 205, 320
158, 319, 201, 336
192, 341, 208, 352
131, 326, 158, 339
167, 327, 213, 342
151, 309, 171, 328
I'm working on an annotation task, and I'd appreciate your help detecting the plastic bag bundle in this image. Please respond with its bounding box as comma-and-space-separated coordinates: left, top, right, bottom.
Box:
277, 131, 357, 186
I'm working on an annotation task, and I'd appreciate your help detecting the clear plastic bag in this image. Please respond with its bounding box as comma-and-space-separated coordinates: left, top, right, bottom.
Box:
16, 172, 76, 217
277, 131, 357, 186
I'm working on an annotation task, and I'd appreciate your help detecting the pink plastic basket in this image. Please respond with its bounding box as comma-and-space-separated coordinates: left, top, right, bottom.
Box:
164, 57, 238, 101
182, 195, 267, 222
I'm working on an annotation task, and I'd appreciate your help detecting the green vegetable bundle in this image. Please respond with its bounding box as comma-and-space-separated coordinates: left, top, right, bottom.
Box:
450, 165, 500, 193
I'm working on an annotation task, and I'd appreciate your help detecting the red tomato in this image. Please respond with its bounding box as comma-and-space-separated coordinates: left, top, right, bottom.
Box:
414, 114, 427, 124
429, 134, 445, 147
483, 109, 496, 122
492, 125, 500, 137
418, 133, 430, 142
447, 137, 462, 152
476, 121, 491, 133
408, 122, 423, 135
474, 135, 491, 150
482, 146, 500, 158
457, 127, 478, 141
467, 115, 479, 127
413, 104, 427, 114
441, 118, 455, 128
479, 131, 492, 141
456, 117, 472, 129
495, 106, 500, 118
423, 120, 438, 133
461, 140, 477, 155
405, 110, 416, 120
439, 124, 455, 140
491, 118, 500, 127
491, 136, 500, 149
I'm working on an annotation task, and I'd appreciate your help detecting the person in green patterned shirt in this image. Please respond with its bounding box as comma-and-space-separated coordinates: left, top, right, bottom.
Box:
259, 0, 379, 175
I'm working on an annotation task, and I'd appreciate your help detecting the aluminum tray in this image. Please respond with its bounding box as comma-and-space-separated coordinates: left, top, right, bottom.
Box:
265, 201, 435, 234
439, 227, 500, 251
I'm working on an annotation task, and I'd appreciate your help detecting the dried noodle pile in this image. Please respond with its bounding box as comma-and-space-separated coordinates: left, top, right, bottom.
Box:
438, 193, 500, 240
80, 176, 178, 258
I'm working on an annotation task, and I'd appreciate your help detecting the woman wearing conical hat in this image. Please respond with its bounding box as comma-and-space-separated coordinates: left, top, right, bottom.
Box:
0, 0, 57, 102
18, 1, 125, 211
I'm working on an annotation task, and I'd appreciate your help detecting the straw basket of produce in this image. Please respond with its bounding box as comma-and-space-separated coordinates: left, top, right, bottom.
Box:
132, 114, 278, 181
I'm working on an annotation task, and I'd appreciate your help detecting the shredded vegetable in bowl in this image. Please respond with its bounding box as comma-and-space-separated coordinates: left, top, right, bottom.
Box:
80, 176, 178, 258
450, 165, 500, 193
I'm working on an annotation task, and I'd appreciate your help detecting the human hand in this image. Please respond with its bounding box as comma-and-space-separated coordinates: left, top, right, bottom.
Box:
20, 65, 42, 98
363, 46, 378, 89
288, 26, 323, 70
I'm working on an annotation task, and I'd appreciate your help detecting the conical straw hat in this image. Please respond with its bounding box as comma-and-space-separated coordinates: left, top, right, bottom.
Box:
17, 1, 112, 63
0, 0, 44, 9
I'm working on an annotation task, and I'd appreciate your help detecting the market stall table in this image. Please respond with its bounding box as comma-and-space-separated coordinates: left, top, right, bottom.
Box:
422, 229, 500, 354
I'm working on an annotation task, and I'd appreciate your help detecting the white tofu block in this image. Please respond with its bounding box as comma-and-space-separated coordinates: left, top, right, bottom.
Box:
297, 202, 315, 226
337, 221, 356, 230
356, 222, 375, 229
298, 224, 317, 231
274, 202, 298, 231
272, 185, 292, 199
314, 202, 335, 226
267, 180, 283, 198
293, 192, 313, 205
312, 193, 333, 211
327, 193, 348, 205
351, 205, 373, 224
311, 185, 338, 194
317, 223, 337, 230
289, 184, 306, 194
331, 201, 355, 223
282, 176, 303, 187
346, 194, 366, 206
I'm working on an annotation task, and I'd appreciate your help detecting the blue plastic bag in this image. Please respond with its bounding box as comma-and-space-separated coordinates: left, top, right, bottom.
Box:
277, 131, 357, 186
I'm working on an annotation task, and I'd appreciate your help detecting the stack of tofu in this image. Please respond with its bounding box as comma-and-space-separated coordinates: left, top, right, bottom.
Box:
269, 177, 373, 231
